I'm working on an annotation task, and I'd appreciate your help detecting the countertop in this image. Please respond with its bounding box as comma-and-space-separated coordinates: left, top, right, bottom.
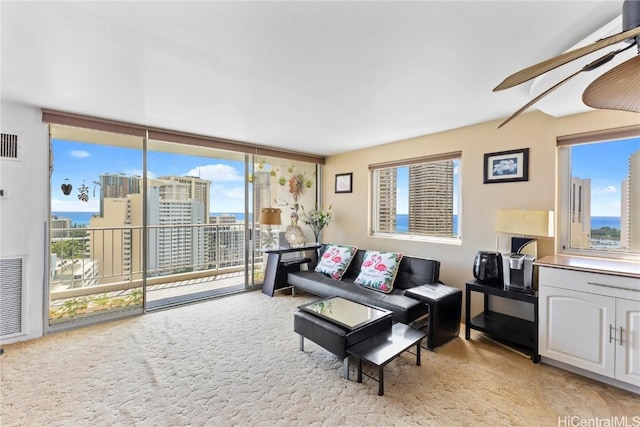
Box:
535, 255, 640, 279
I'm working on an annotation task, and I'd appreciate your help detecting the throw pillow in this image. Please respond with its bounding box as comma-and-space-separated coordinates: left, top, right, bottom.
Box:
354, 251, 403, 293
314, 244, 358, 280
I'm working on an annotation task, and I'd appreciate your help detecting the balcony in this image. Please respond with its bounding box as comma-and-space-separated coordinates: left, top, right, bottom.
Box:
49, 223, 264, 322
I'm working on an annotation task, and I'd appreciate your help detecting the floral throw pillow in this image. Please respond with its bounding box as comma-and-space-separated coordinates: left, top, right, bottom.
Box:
354, 251, 403, 293
314, 244, 358, 280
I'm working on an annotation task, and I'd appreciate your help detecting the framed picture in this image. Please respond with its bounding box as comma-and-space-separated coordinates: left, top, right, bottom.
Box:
483, 148, 529, 184
335, 172, 353, 193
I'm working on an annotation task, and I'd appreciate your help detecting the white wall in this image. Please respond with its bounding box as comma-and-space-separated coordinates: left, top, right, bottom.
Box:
0, 101, 49, 343
321, 109, 640, 321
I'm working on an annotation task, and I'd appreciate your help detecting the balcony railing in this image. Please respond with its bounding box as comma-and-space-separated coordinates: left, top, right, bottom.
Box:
50, 223, 263, 301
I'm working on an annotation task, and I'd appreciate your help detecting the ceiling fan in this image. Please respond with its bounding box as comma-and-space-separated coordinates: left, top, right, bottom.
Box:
495, 0, 640, 128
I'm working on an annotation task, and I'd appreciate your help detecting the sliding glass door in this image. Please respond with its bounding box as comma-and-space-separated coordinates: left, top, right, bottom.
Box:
47, 122, 320, 328
144, 139, 253, 309
49, 126, 145, 327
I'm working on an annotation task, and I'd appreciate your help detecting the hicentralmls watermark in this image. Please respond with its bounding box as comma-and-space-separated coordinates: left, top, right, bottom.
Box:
558, 416, 640, 427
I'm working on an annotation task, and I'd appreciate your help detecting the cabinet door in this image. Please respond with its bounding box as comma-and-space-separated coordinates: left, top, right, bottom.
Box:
539, 285, 616, 378
615, 298, 640, 386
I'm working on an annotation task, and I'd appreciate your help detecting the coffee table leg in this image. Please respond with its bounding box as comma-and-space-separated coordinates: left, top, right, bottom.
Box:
357, 359, 362, 383
416, 342, 421, 366
300, 336, 304, 352
343, 357, 349, 380
378, 366, 384, 396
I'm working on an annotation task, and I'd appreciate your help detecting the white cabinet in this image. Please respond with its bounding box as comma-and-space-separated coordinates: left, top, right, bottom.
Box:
539, 266, 640, 388
615, 298, 640, 386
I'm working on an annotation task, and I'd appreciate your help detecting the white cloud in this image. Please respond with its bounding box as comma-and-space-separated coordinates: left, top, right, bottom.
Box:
593, 185, 617, 194
51, 198, 99, 212
71, 150, 90, 158
186, 164, 243, 182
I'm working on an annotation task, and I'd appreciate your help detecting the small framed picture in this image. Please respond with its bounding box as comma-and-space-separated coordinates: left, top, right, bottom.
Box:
483, 148, 529, 184
335, 172, 353, 193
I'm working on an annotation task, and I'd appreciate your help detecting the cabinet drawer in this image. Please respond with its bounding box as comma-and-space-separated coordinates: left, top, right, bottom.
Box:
539, 267, 640, 300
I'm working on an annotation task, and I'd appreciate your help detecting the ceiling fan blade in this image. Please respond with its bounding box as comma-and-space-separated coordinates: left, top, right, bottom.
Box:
583, 55, 640, 113
494, 26, 640, 92
498, 49, 622, 128
498, 70, 582, 128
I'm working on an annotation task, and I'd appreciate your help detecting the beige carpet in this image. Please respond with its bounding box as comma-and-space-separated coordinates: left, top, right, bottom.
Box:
1, 290, 638, 426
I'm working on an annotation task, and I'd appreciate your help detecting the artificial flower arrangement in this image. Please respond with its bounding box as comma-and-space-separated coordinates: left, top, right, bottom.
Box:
300, 205, 332, 243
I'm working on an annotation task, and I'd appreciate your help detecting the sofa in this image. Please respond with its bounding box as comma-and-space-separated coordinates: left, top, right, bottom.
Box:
288, 245, 442, 324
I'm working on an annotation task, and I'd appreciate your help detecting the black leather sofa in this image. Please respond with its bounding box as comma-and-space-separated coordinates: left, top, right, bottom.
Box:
288, 247, 441, 324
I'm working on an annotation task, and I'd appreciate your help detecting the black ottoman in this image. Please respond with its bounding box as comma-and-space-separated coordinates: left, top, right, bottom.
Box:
293, 309, 391, 379
405, 284, 462, 350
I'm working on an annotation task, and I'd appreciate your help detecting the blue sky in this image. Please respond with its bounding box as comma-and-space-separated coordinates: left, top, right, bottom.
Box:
51, 140, 247, 213
52, 138, 638, 217
571, 137, 639, 216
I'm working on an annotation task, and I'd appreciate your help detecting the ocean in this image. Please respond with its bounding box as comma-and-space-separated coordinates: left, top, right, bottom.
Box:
52, 211, 621, 232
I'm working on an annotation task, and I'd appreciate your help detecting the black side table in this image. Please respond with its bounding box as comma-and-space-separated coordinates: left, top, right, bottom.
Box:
262, 244, 320, 297
405, 283, 462, 350
465, 279, 539, 363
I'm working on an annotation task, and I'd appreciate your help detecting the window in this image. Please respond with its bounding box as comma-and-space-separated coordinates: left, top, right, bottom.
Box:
558, 126, 640, 258
371, 152, 461, 241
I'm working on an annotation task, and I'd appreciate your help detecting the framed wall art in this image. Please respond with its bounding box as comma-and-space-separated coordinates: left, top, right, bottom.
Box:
335, 172, 353, 193
483, 148, 529, 184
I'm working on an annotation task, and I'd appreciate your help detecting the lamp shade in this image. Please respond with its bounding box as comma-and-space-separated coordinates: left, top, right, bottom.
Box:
259, 207, 282, 226
496, 209, 554, 237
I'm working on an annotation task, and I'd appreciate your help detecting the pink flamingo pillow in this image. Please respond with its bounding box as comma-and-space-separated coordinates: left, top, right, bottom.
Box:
354, 251, 403, 293
314, 244, 358, 280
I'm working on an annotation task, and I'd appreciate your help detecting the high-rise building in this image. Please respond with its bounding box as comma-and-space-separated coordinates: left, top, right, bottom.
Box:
376, 168, 397, 232
408, 162, 454, 236
90, 196, 142, 283
50, 215, 72, 239
253, 171, 272, 224
147, 185, 205, 276
621, 150, 640, 251
99, 173, 141, 217
157, 175, 210, 223
570, 177, 591, 248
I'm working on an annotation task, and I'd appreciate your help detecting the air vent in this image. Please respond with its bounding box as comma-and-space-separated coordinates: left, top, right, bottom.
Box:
0, 258, 25, 338
1, 133, 19, 160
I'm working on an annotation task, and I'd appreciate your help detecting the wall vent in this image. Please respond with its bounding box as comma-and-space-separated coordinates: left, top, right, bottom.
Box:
0, 133, 19, 160
0, 258, 25, 338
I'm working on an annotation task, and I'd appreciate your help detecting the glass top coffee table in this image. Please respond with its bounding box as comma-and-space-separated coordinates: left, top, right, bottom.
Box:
295, 297, 393, 379
299, 296, 392, 330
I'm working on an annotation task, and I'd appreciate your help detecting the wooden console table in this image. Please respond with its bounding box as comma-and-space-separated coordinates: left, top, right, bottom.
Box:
262, 244, 320, 297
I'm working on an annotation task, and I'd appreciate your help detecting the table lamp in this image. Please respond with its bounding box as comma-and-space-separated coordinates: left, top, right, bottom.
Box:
259, 207, 282, 248
496, 209, 554, 258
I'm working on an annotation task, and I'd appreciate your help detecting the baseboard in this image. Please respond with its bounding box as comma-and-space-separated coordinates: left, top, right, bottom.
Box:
541, 356, 640, 395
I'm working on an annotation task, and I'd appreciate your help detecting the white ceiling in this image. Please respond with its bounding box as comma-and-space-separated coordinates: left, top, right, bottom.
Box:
0, 1, 626, 156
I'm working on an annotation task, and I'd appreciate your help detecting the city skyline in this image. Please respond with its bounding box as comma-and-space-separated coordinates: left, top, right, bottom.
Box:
52, 137, 639, 217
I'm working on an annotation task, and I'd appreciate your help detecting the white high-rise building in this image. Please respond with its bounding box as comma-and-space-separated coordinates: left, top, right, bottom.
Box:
147, 185, 205, 276
570, 177, 591, 248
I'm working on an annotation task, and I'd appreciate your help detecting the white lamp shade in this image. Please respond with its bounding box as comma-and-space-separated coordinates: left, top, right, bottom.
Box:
496, 209, 554, 237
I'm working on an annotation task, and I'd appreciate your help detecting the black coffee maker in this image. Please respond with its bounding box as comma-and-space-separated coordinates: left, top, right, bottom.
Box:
473, 251, 503, 285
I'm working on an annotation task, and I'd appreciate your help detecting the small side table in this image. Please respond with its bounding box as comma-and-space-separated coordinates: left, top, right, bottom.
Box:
465, 279, 539, 363
347, 323, 427, 396
262, 244, 320, 297
405, 283, 462, 350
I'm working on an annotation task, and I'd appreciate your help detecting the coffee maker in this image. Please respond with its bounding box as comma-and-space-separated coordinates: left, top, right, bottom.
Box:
501, 253, 535, 293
